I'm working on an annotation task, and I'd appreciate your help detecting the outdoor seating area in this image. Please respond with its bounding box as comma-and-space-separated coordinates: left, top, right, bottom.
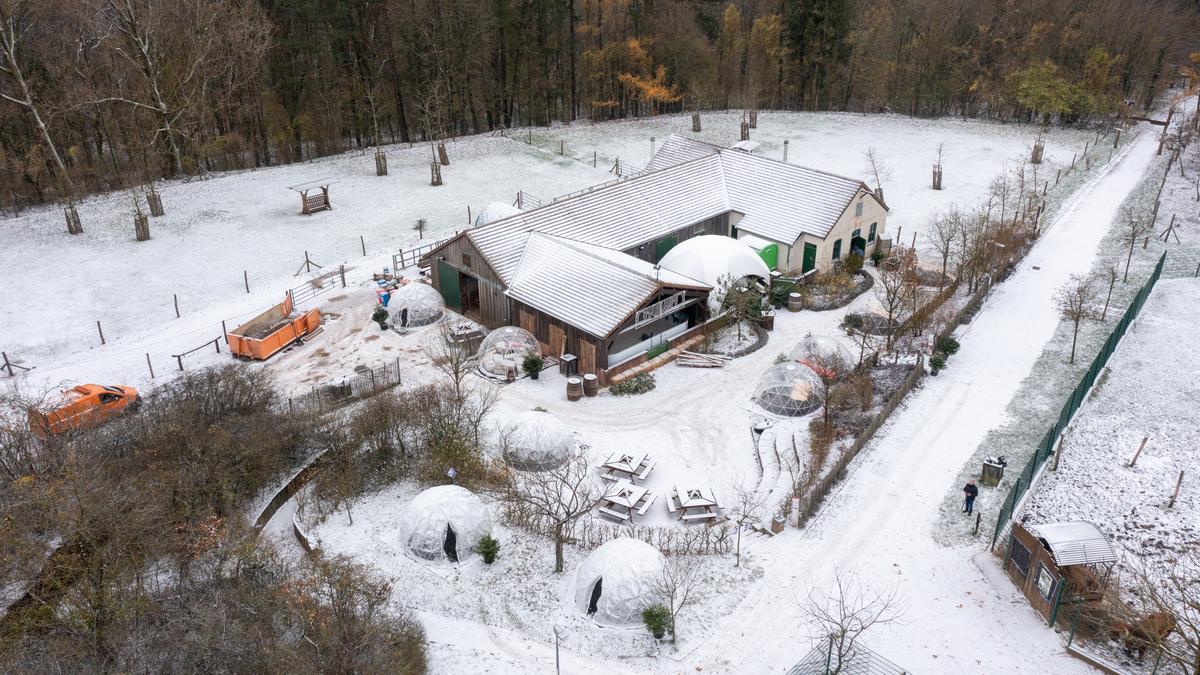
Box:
599, 451, 656, 482
667, 484, 724, 521
596, 479, 658, 522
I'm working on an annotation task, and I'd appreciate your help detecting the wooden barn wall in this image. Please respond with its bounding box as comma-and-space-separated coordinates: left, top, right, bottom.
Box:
1003, 523, 1062, 622
430, 235, 509, 327
435, 236, 501, 285
622, 212, 731, 262
508, 299, 603, 373
476, 281, 509, 327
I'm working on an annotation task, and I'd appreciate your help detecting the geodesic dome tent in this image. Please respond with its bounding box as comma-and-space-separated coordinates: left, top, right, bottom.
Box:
474, 201, 523, 227
790, 334, 854, 377
658, 235, 771, 311
501, 410, 574, 471
477, 326, 541, 379
574, 538, 666, 625
398, 485, 492, 563
390, 282, 445, 328
754, 362, 826, 417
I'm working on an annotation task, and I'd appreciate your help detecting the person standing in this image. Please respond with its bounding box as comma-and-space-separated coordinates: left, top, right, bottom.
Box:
963, 480, 979, 515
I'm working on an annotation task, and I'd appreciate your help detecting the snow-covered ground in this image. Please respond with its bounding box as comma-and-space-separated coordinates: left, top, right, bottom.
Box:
0, 110, 1096, 398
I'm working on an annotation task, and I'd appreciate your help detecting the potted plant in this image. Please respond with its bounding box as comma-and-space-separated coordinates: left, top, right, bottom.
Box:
371, 306, 389, 330
929, 353, 946, 376
870, 250, 885, 267
522, 352, 545, 380
936, 336, 960, 355
475, 535, 500, 564
641, 604, 671, 640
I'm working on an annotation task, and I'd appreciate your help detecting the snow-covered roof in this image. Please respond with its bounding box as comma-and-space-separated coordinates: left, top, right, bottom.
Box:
658, 235, 771, 292
502, 409, 574, 471
730, 140, 761, 152
506, 233, 707, 338
574, 538, 665, 625
1029, 521, 1118, 567
468, 155, 731, 283
398, 485, 492, 562
651, 134, 878, 242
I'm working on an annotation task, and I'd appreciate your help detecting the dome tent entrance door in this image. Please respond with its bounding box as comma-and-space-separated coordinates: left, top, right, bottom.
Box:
443, 525, 458, 562
587, 579, 603, 615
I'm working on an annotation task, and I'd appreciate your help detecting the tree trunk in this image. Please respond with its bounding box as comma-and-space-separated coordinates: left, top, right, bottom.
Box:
1069, 323, 1080, 364
554, 524, 565, 573
1124, 241, 1135, 281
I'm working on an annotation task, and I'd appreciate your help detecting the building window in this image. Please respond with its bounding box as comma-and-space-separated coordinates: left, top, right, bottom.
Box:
461, 253, 472, 268
1008, 537, 1031, 577
832, 239, 842, 260
1035, 563, 1057, 601
855, 201, 864, 217
869, 222, 877, 242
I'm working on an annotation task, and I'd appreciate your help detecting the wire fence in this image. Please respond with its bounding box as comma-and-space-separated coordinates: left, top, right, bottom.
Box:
281, 358, 403, 416
289, 265, 345, 306
991, 252, 1167, 549
787, 640, 911, 675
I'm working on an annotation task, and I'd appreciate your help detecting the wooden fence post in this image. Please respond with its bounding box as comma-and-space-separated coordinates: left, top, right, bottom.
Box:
96, 320, 106, 345
146, 353, 155, 378
692, 113, 701, 132
593, 150, 597, 167
213, 338, 221, 354
360, 235, 366, 256
1128, 436, 1149, 467
244, 270, 250, 293
783, 140, 789, 163
467, 205, 472, 224
340, 264, 346, 288
222, 320, 228, 342
174, 293, 180, 318
175, 355, 184, 371
1, 352, 12, 376
1168, 471, 1184, 508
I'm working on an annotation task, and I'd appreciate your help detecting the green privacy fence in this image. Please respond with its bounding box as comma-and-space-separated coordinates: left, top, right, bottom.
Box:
991, 252, 1167, 549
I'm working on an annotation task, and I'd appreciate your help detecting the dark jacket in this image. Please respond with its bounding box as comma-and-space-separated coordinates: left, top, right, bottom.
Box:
963, 483, 979, 498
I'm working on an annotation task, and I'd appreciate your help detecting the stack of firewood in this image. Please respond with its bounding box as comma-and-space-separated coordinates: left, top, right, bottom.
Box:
677, 350, 731, 368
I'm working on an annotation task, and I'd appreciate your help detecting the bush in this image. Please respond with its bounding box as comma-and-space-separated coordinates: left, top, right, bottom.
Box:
609, 373, 655, 396
929, 354, 947, 371
936, 336, 960, 355
475, 535, 500, 564
371, 306, 389, 326
773, 352, 790, 364
521, 352, 544, 376
642, 604, 671, 639
769, 283, 792, 308
844, 253, 864, 274
870, 250, 885, 266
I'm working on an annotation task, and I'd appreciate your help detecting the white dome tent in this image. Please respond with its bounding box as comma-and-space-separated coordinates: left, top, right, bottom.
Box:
791, 334, 854, 372
501, 410, 574, 471
398, 485, 492, 563
477, 326, 541, 379
754, 362, 826, 417
658, 235, 770, 310
390, 282, 445, 328
574, 538, 666, 625
474, 201, 523, 227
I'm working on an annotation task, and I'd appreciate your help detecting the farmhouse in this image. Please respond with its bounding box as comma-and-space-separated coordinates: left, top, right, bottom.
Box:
422, 134, 888, 382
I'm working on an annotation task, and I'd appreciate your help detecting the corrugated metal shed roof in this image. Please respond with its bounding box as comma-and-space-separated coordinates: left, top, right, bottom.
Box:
469, 154, 730, 283
505, 233, 706, 338
1029, 521, 1118, 566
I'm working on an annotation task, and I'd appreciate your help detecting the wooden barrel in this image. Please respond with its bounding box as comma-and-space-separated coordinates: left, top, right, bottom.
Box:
566, 377, 583, 401
582, 373, 598, 397
787, 292, 803, 312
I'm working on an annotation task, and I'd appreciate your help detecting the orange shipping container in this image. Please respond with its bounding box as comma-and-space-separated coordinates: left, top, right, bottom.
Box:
227, 294, 322, 360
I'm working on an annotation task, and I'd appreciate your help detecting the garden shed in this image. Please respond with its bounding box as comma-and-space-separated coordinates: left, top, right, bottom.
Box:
1003, 521, 1117, 623
574, 538, 665, 625
399, 485, 492, 563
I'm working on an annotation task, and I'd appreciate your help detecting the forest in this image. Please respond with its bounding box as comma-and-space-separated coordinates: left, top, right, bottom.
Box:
0, 0, 1197, 207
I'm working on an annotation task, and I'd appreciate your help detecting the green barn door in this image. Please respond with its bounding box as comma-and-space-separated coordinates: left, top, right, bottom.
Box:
654, 234, 678, 262
437, 260, 461, 309
801, 243, 817, 274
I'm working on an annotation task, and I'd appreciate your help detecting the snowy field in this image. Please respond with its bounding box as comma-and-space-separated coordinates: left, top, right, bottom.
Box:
0, 110, 1096, 397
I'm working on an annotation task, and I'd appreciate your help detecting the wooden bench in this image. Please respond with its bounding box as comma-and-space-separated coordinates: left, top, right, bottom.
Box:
682, 511, 717, 521
635, 459, 657, 481
598, 506, 629, 521
636, 491, 658, 516
665, 496, 677, 513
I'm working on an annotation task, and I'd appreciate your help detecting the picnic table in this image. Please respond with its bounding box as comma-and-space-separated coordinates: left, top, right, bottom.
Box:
599, 450, 656, 482
667, 484, 723, 522
596, 479, 657, 521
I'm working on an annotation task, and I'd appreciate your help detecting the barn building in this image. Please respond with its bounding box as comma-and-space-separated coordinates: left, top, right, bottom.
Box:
422, 134, 888, 383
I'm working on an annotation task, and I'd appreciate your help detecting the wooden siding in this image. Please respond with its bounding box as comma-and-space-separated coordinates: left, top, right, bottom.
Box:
622, 212, 730, 262
1004, 523, 1063, 623
432, 235, 502, 285
429, 234, 510, 327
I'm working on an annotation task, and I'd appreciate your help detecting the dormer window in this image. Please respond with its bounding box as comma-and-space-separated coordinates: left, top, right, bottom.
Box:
855, 201, 864, 217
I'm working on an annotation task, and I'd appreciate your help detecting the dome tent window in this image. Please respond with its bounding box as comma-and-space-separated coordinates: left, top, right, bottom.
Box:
754, 362, 826, 417
477, 326, 541, 379
390, 283, 446, 328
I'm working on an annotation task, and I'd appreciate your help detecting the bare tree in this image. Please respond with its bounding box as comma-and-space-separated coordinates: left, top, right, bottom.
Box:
862, 147, 892, 198
802, 569, 905, 674
715, 273, 764, 341
0, 1, 75, 195
873, 246, 918, 350
423, 321, 477, 402
1098, 262, 1120, 321
925, 206, 960, 290
1054, 274, 1098, 364
1118, 206, 1155, 282
652, 554, 704, 644
730, 479, 766, 567
502, 449, 597, 573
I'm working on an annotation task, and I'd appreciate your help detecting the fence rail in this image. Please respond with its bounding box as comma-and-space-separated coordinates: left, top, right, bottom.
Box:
282, 358, 403, 416
392, 238, 448, 271
991, 252, 1167, 549
289, 265, 345, 306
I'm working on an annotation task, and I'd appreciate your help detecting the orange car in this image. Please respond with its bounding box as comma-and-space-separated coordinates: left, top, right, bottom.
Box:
28, 384, 141, 439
